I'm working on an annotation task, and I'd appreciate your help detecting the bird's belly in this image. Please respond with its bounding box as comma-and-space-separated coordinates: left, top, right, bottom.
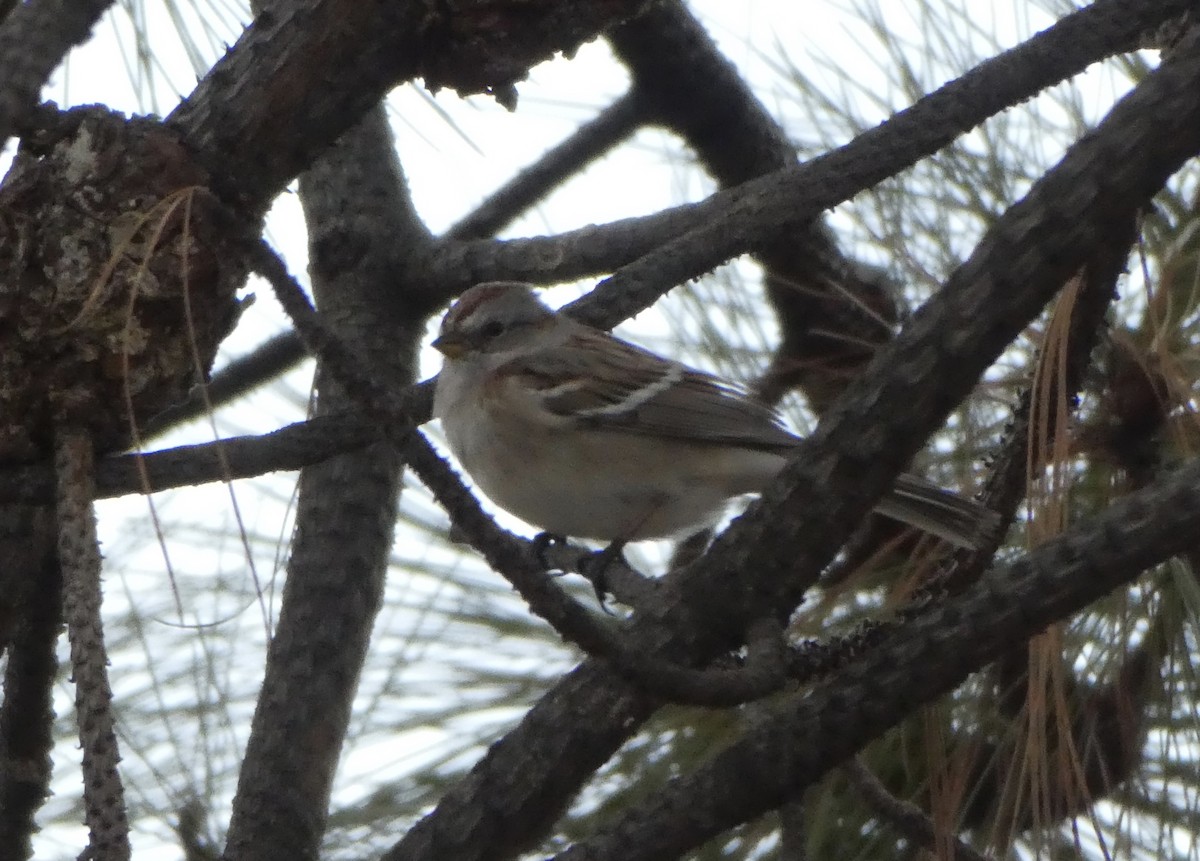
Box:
445, 417, 775, 541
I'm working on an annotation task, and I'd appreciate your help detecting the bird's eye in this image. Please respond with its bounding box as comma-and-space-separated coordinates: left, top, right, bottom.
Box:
480, 320, 505, 338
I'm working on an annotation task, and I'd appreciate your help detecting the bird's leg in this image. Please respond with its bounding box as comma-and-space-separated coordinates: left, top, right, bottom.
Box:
579, 539, 628, 610
532, 531, 624, 610
579, 498, 668, 607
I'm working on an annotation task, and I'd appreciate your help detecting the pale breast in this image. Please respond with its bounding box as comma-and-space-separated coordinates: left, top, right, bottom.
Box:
432, 359, 790, 540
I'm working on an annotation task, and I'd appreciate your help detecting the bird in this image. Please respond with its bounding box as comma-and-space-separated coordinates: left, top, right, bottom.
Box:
431, 281, 998, 550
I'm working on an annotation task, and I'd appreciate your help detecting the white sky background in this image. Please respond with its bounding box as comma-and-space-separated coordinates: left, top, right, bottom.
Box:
17, 1, 1159, 857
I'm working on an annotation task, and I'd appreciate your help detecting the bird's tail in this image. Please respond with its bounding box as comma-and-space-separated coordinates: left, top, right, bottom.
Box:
876, 474, 1001, 550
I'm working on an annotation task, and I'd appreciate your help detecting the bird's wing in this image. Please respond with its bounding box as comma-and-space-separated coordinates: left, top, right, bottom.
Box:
497, 327, 797, 451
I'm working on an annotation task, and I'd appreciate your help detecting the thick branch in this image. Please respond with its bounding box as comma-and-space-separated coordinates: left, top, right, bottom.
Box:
0, 0, 114, 146
0, 507, 60, 858
554, 456, 1200, 860
166, 0, 655, 209
223, 106, 429, 861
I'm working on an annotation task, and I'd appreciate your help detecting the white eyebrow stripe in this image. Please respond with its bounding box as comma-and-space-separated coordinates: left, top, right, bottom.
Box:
573, 362, 684, 417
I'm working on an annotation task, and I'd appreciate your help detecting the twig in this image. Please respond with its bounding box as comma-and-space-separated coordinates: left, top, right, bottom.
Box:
446, 93, 643, 241
415, 0, 1194, 321
141, 331, 309, 440
55, 427, 129, 860
778, 797, 807, 861
0, 413, 391, 504
409, 435, 790, 706
843, 759, 993, 861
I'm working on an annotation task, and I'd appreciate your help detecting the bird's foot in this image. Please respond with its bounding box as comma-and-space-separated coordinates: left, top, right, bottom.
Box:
579, 540, 628, 612
532, 531, 570, 571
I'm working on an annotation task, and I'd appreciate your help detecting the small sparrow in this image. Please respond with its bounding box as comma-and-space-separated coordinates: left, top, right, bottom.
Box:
432, 282, 998, 549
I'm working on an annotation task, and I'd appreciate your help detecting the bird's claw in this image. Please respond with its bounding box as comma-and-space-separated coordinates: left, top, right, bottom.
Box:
532, 532, 569, 570
578, 541, 627, 614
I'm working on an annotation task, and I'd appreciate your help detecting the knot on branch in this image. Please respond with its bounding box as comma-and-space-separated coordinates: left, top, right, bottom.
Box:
419, 0, 652, 108
0, 105, 251, 461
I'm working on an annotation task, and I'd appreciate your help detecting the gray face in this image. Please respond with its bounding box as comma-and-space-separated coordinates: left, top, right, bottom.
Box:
434, 282, 554, 359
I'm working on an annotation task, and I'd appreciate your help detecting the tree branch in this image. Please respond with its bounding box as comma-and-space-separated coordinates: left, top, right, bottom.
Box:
553, 455, 1200, 860
55, 427, 129, 860
223, 105, 430, 860
166, 0, 657, 209
610, 1, 894, 412
0, 507, 60, 857
843, 759, 994, 861
445, 92, 645, 241
0, 414, 387, 505
0, 0, 114, 146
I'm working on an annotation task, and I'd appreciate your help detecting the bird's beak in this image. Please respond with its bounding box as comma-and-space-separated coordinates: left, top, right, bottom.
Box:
432, 333, 467, 359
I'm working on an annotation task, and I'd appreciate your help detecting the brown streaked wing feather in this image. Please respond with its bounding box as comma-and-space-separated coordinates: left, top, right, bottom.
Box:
500, 328, 797, 451
502, 329, 669, 415
879, 473, 1001, 549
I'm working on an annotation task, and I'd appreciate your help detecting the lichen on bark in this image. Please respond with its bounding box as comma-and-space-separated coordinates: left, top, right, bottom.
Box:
0, 105, 250, 462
